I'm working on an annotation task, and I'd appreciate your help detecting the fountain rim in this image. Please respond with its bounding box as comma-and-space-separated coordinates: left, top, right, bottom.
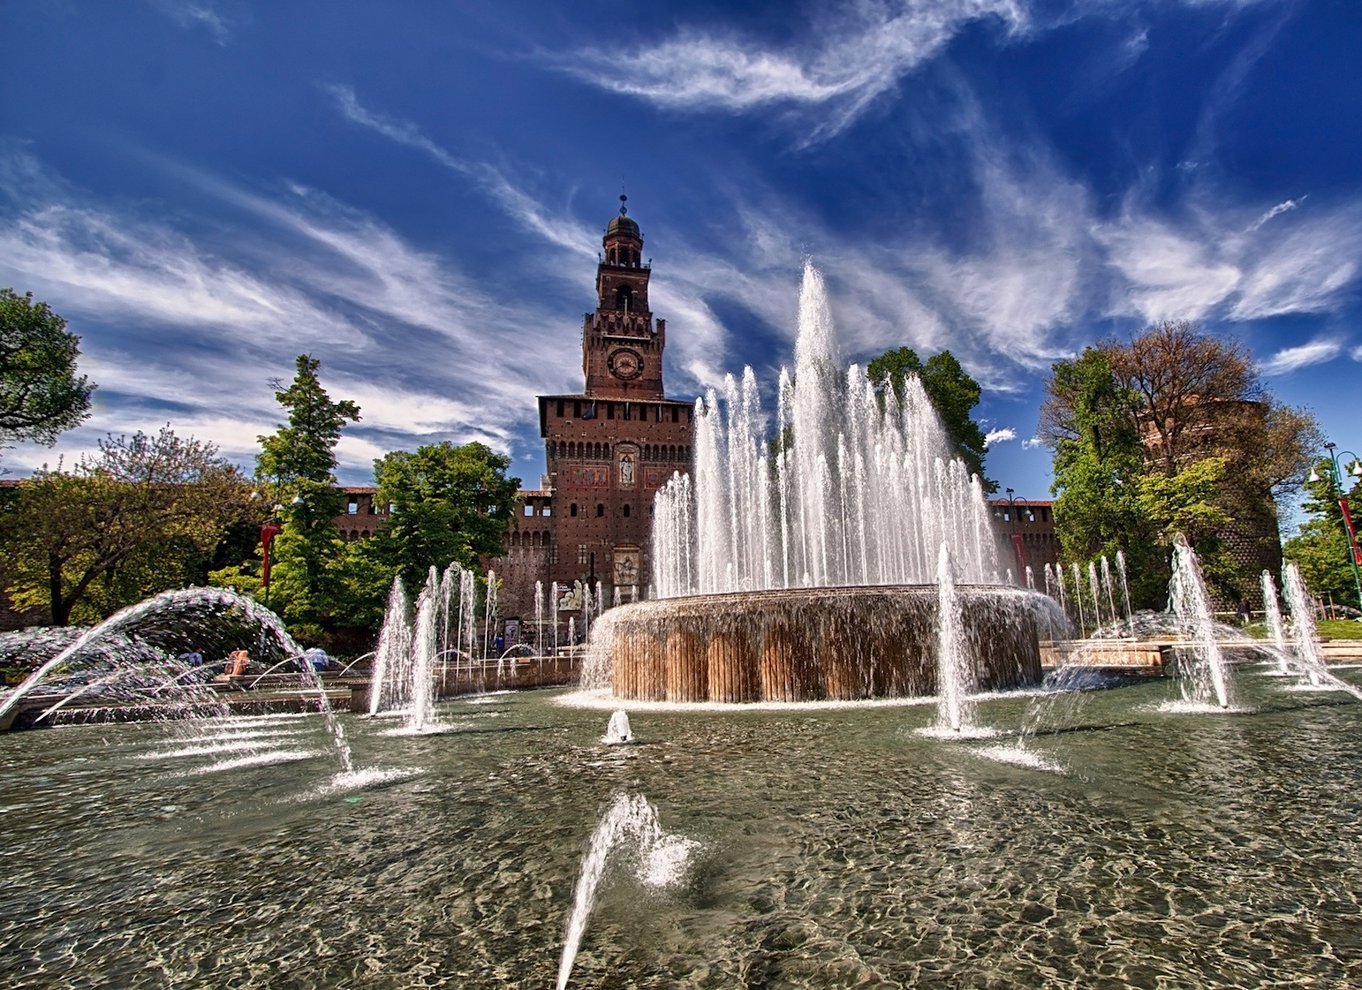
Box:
618, 582, 1048, 609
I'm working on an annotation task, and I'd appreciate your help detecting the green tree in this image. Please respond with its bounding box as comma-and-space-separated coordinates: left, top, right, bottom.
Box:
1041, 324, 1319, 608
0, 289, 94, 450
246, 355, 360, 632
1040, 347, 1164, 607
866, 347, 992, 489
370, 441, 521, 591
1135, 458, 1236, 599
0, 427, 251, 624
1284, 459, 1362, 613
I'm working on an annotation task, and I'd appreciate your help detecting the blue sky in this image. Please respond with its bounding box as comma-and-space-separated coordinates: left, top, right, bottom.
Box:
2, 1, 1359, 513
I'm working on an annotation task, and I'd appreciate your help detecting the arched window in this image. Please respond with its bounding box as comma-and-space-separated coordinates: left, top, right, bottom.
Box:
570, 503, 579, 517
623, 504, 631, 517
615, 285, 632, 311
596, 503, 605, 517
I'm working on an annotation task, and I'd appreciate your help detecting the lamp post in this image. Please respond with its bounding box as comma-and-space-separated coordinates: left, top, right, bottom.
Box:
993, 487, 1034, 586
1308, 441, 1362, 614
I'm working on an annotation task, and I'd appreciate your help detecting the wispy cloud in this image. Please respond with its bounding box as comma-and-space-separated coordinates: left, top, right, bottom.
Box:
145, 0, 232, 45
552, 2, 1029, 141
1021, 436, 1044, 449
323, 83, 467, 173
1258, 337, 1343, 375
323, 85, 596, 260
1098, 194, 1362, 324
0, 150, 580, 480
551, 1, 1271, 144
984, 427, 1017, 447
1246, 196, 1305, 232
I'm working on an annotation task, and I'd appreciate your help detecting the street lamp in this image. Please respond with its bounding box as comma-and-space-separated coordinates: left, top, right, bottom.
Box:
1307, 441, 1362, 614
993, 487, 1033, 585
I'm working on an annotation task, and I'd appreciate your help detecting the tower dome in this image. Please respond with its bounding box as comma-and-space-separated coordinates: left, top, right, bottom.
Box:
605, 194, 641, 240
606, 212, 640, 237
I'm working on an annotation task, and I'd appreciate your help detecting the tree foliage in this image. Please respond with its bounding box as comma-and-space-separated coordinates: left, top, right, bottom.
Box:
370, 441, 521, 591
867, 347, 992, 489
1040, 323, 1318, 607
1284, 458, 1362, 613
1040, 348, 1165, 606
0, 289, 94, 448
0, 427, 251, 624
247, 355, 360, 632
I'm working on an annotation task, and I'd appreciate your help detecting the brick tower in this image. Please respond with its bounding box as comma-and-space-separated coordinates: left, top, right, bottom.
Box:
493, 198, 694, 629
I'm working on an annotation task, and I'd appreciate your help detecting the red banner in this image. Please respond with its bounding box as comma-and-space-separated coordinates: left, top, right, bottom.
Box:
1340, 497, 1361, 567
260, 522, 283, 587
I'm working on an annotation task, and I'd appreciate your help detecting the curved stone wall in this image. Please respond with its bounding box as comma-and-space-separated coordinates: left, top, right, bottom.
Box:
598, 585, 1047, 703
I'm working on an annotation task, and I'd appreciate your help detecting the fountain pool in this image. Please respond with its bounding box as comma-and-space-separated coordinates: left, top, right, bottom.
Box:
3, 676, 1360, 987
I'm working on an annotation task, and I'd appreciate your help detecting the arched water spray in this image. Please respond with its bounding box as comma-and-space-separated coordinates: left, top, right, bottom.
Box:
556, 793, 698, 990
0, 587, 355, 770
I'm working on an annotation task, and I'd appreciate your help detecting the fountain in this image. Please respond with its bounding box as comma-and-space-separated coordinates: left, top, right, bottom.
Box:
1168, 535, 1235, 711
583, 264, 1051, 704
557, 792, 699, 990
367, 563, 488, 733
1282, 560, 1329, 687
1261, 569, 1294, 675
0, 586, 356, 769
603, 710, 633, 744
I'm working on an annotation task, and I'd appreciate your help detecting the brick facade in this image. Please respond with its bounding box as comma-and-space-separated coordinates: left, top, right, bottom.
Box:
492, 199, 695, 622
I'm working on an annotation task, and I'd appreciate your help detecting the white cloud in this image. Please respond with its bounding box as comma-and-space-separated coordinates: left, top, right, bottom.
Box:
1246, 196, 1304, 232
984, 427, 1017, 447
1257, 338, 1343, 376
1096, 215, 1241, 321
324, 86, 596, 260
0, 151, 584, 482
145, 0, 231, 45
1097, 194, 1362, 325
324, 84, 467, 174
554, 2, 1029, 141
1021, 436, 1044, 449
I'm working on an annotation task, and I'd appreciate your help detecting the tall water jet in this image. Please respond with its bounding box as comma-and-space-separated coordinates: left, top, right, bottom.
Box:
370, 577, 413, 716
589, 263, 1046, 704
1261, 570, 1293, 675
1088, 560, 1103, 629
1281, 561, 1327, 687
1116, 550, 1134, 634
934, 543, 973, 733
408, 567, 441, 731
1100, 557, 1118, 628
1169, 535, 1234, 710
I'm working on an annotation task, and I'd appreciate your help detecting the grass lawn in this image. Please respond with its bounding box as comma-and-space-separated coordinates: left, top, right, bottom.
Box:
1243, 618, 1362, 640
1317, 618, 1362, 640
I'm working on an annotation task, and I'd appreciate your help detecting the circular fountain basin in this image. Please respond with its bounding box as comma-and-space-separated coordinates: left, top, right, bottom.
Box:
596, 584, 1047, 703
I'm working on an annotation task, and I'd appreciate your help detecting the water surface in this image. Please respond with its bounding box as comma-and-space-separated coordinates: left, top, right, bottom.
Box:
2, 673, 1359, 987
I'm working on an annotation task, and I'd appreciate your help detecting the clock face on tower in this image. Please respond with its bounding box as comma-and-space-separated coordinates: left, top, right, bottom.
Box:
608, 347, 644, 381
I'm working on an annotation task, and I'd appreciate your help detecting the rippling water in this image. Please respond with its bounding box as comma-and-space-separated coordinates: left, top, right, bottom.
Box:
2, 671, 1360, 988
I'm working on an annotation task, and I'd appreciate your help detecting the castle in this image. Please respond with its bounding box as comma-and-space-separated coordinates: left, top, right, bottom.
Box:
488, 198, 695, 625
